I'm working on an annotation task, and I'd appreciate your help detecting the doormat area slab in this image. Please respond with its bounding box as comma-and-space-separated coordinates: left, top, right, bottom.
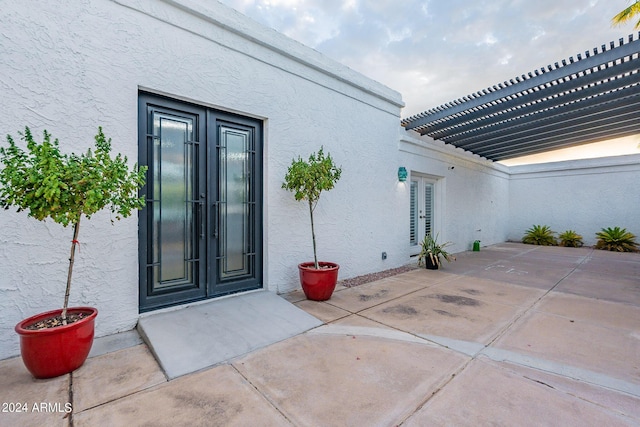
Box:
137, 291, 323, 379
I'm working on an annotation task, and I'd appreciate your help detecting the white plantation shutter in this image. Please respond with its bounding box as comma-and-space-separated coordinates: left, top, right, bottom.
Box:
410, 180, 418, 245
424, 183, 433, 236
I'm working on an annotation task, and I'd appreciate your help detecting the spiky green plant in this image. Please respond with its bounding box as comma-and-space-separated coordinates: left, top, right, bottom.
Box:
522, 225, 557, 246
417, 233, 455, 268
595, 227, 638, 252
558, 230, 583, 248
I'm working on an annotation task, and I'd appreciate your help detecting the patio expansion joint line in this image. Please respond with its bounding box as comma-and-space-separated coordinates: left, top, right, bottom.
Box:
477, 348, 640, 398
68, 372, 74, 427
397, 352, 478, 426
483, 247, 595, 350
486, 243, 547, 263
397, 246, 640, 413
318, 275, 471, 350
382, 331, 640, 415
463, 247, 640, 397
323, 266, 547, 356
308, 324, 433, 349
68, 381, 173, 416
558, 387, 640, 421
229, 363, 295, 425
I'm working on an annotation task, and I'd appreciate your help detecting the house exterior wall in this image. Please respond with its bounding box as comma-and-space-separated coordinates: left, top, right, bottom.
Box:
399, 132, 511, 253
0, 0, 637, 362
508, 155, 640, 246
0, 0, 406, 359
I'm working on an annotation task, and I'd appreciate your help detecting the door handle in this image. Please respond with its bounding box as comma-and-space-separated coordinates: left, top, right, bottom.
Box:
199, 203, 204, 239
199, 193, 206, 239
212, 202, 219, 239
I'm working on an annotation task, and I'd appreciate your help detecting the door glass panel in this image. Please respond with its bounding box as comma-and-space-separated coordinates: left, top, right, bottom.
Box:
153, 113, 195, 288
218, 126, 250, 279
140, 93, 263, 311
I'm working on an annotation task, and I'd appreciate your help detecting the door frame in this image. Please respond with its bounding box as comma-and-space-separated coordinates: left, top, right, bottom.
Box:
409, 173, 443, 256
206, 113, 263, 298
137, 92, 263, 312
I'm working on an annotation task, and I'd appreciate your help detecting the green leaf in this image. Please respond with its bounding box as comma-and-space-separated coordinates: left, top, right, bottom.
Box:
522, 225, 557, 246
0, 127, 147, 227
595, 226, 638, 252
282, 146, 342, 264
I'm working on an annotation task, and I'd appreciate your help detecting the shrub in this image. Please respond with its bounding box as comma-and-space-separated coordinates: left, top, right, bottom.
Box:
282, 147, 342, 269
522, 225, 557, 246
558, 230, 583, 247
0, 127, 146, 321
595, 227, 638, 252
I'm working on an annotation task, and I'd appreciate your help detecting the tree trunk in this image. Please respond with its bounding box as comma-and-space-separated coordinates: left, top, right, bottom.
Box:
62, 218, 81, 324
309, 200, 318, 269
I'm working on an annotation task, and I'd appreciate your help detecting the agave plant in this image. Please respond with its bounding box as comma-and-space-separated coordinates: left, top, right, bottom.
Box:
595, 227, 638, 252
558, 230, 583, 248
522, 225, 557, 246
418, 233, 455, 268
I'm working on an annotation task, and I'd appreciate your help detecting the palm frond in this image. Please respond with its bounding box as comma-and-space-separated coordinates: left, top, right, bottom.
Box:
595, 226, 638, 252
612, 1, 640, 28
522, 225, 557, 246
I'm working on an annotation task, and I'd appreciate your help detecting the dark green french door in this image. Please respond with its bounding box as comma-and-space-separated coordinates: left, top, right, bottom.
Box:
138, 93, 262, 312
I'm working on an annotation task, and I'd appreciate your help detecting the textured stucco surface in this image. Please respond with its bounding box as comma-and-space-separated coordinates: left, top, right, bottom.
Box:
1, 0, 638, 361
0, 0, 408, 359
508, 155, 640, 246
399, 132, 511, 253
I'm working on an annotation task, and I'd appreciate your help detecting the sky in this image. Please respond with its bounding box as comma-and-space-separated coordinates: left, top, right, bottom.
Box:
218, 0, 640, 163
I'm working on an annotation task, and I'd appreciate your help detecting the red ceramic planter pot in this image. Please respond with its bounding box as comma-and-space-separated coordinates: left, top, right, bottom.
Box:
15, 307, 98, 379
298, 262, 340, 301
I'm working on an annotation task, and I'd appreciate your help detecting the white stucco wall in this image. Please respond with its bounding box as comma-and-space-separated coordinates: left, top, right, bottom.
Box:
399, 132, 511, 253
0, 0, 405, 359
1, 0, 638, 362
508, 154, 640, 246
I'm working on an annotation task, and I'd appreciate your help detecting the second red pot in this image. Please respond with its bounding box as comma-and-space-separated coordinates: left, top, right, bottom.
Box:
298, 262, 340, 301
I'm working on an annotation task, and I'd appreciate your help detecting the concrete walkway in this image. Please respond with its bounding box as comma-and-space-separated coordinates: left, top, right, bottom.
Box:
1, 243, 639, 426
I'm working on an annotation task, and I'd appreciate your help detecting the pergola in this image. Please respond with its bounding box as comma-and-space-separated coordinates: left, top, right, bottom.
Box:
401, 33, 640, 161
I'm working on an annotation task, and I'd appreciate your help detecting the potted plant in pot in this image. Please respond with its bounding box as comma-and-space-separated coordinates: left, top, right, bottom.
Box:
282, 147, 342, 301
0, 127, 146, 378
418, 233, 455, 270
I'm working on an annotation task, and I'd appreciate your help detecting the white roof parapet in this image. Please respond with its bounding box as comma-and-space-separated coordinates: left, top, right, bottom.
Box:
126, 0, 405, 110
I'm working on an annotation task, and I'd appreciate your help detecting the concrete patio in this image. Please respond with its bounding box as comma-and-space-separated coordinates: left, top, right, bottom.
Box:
1, 242, 639, 426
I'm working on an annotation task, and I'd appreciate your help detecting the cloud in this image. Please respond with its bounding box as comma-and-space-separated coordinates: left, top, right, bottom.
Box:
477, 33, 498, 46
219, 0, 634, 117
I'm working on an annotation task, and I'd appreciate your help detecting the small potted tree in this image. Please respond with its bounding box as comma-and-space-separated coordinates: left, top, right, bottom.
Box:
0, 127, 146, 378
282, 147, 342, 300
